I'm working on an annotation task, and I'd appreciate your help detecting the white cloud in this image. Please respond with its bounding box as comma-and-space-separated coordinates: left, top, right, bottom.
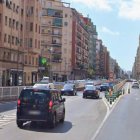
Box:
118, 0, 140, 20
69, 0, 112, 11
101, 27, 120, 36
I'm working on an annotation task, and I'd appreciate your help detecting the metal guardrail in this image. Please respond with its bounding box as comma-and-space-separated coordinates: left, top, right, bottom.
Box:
105, 80, 126, 104
0, 86, 26, 101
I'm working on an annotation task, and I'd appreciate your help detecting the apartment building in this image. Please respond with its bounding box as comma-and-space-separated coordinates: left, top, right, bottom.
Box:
71, 9, 89, 80
22, 0, 42, 85
41, 0, 72, 82
85, 18, 97, 78
103, 47, 110, 79
133, 35, 140, 79
0, 0, 24, 86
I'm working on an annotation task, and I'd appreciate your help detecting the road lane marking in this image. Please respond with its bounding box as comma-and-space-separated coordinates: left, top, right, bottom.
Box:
91, 83, 131, 140
0, 113, 16, 127
90, 97, 110, 140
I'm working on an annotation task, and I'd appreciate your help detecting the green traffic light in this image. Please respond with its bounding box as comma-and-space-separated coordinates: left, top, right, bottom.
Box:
41, 58, 47, 65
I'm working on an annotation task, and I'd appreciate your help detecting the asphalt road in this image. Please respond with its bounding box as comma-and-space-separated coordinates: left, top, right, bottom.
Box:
0, 92, 107, 140
95, 82, 140, 140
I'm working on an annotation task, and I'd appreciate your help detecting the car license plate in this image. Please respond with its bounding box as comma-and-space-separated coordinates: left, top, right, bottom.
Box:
28, 110, 40, 115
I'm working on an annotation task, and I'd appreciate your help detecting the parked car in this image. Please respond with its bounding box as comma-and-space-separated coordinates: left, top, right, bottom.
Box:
16, 85, 66, 128
132, 82, 139, 88
61, 83, 77, 96
83, 85, 100, 99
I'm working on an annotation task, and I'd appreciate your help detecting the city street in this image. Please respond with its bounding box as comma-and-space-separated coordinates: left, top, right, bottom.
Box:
0, 91, 107, 140
95, 84, 140, 140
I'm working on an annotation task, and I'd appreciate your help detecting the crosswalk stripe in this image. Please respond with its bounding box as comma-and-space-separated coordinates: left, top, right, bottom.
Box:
0, 113, 16, 127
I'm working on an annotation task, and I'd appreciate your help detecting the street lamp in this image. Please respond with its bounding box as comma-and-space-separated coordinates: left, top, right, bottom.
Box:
48, 47, 53, 82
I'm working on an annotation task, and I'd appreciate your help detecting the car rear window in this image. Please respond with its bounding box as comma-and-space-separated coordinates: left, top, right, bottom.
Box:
63, 84, 73, 89
19, 89, 51, 104
85, 86, 96, 90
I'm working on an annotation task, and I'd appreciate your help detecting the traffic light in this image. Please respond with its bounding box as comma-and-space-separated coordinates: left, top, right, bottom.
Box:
39, 56, 47, 66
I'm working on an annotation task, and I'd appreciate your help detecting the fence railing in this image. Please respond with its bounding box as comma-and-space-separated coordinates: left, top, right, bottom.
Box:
0, 86, 27, 102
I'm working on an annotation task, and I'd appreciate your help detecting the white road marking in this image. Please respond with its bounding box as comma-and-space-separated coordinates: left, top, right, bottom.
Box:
90, 97, 110, 140
0, 113, 16, 127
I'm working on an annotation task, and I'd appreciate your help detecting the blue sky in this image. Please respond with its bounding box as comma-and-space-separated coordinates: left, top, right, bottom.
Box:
63, 0, 140, 71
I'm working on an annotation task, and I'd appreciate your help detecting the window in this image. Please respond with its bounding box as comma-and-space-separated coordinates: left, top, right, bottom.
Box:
20, 24, 23, 31
4, 34, 7, 42
21, 9, 24, 16
30, 22, 33, 31
16, 21, 18, 30
29, 56, 31, 64
35, 24, 37, 32
16, 6, 19, 13
5, 16, 7, 26
32, 57, 34, 65
13, 3, 15, 12
29, 38, 32, 47
20, 39, 22, 46
39, 26, 40, 34
12, 36, 14, 44
13, 19, 15, 28
9, 18, 11, 27
35, 39, 37, 48
25, 55, 27, 64
0, 14, 2, 23
8, 35, 11, 43
30, 7, 34, 15
65, 14, 67, 18
36, 58, 38, 65
64, 22, 68, 26
38, 40, 40, 49
0, 32, 1, 41
53, 18, 62, 27
15, 37, 19, 46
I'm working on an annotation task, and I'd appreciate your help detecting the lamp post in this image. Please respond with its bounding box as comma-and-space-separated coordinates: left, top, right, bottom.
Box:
48, 47, 53, 82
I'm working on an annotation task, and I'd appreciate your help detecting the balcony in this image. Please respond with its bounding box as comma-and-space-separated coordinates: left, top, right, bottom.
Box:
47, 9, 63, 18
52, 54, 62, 63
52, 18, 63, 27
52, 32, 62, 37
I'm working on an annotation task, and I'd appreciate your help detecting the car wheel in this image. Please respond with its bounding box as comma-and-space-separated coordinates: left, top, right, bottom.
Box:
17, 120, 23, 128
49, 114, 56, 128
60, 111, 65, 123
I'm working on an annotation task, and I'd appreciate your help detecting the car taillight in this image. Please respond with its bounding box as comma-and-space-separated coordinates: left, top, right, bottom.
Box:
17, 99, 21, 107
49, 100, 53, 109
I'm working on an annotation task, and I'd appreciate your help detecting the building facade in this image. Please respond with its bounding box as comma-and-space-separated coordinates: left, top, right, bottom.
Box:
41, 0, 72, 82
85, 18, 97, 78
0, 0, 24, 86
22, 0, 42, 85
133, 35, 140, 79
71, 9, 89, 80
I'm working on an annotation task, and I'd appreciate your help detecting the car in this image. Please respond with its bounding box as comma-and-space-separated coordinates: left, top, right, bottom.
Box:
34, 82, 55, 89
61, 83, 77, 96
83, 85, 100, 99
100, 83, 110, 92
34, 79, 55, 89
132, 83, 139, 88
84, 81, 94, 87
16, 85, 66, 129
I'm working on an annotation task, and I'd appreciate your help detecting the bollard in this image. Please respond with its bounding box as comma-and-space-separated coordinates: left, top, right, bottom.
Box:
128, 88, 130, 94
123, 89, 125, 94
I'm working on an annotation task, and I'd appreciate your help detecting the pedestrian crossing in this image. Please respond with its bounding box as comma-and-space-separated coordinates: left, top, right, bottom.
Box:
0, 113, 16, 127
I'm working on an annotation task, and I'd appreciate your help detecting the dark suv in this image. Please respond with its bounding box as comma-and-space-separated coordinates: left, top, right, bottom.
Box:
16, 86, 66, 128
